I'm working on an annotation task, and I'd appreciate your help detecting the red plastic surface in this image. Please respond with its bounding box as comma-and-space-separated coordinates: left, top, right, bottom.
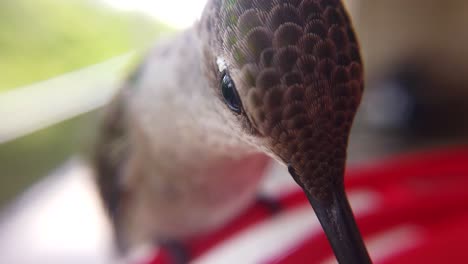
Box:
146, 146, 468, 264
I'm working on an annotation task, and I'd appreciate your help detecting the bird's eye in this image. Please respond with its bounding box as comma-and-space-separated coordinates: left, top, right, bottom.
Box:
221, 71, 242, 114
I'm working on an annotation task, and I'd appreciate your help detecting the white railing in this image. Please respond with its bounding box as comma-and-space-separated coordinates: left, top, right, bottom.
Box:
0, 53, 134, 144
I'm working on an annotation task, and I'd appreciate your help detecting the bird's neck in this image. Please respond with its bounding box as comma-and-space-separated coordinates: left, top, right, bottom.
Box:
116, 30, 271, 241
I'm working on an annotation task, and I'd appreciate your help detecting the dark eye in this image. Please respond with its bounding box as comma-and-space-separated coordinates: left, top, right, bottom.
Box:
221, 71, 242, 114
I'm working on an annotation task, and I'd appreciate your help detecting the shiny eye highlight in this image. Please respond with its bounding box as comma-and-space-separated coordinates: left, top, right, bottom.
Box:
221, 71, 242, 114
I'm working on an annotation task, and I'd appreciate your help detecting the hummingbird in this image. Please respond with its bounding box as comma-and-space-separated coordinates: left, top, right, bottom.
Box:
94, 0, 371, 263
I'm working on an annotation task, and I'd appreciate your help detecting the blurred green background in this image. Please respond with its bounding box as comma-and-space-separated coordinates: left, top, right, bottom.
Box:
0, 0, 173, 207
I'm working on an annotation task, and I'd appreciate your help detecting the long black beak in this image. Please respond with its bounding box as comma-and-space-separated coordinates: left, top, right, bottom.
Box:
308, 187, 372, 263
289, 166, 372, 264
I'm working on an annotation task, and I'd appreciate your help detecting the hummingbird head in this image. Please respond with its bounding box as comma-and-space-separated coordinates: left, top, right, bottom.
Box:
198, 0, 364, 199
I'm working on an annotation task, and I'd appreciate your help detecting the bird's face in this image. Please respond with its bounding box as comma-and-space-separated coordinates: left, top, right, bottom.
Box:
199, 0, 363, 199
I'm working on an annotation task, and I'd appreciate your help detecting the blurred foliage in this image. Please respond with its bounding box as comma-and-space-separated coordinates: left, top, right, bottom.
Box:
0, 0, 174, 207
0, 0, 172, 91
0, 112, 99, 208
